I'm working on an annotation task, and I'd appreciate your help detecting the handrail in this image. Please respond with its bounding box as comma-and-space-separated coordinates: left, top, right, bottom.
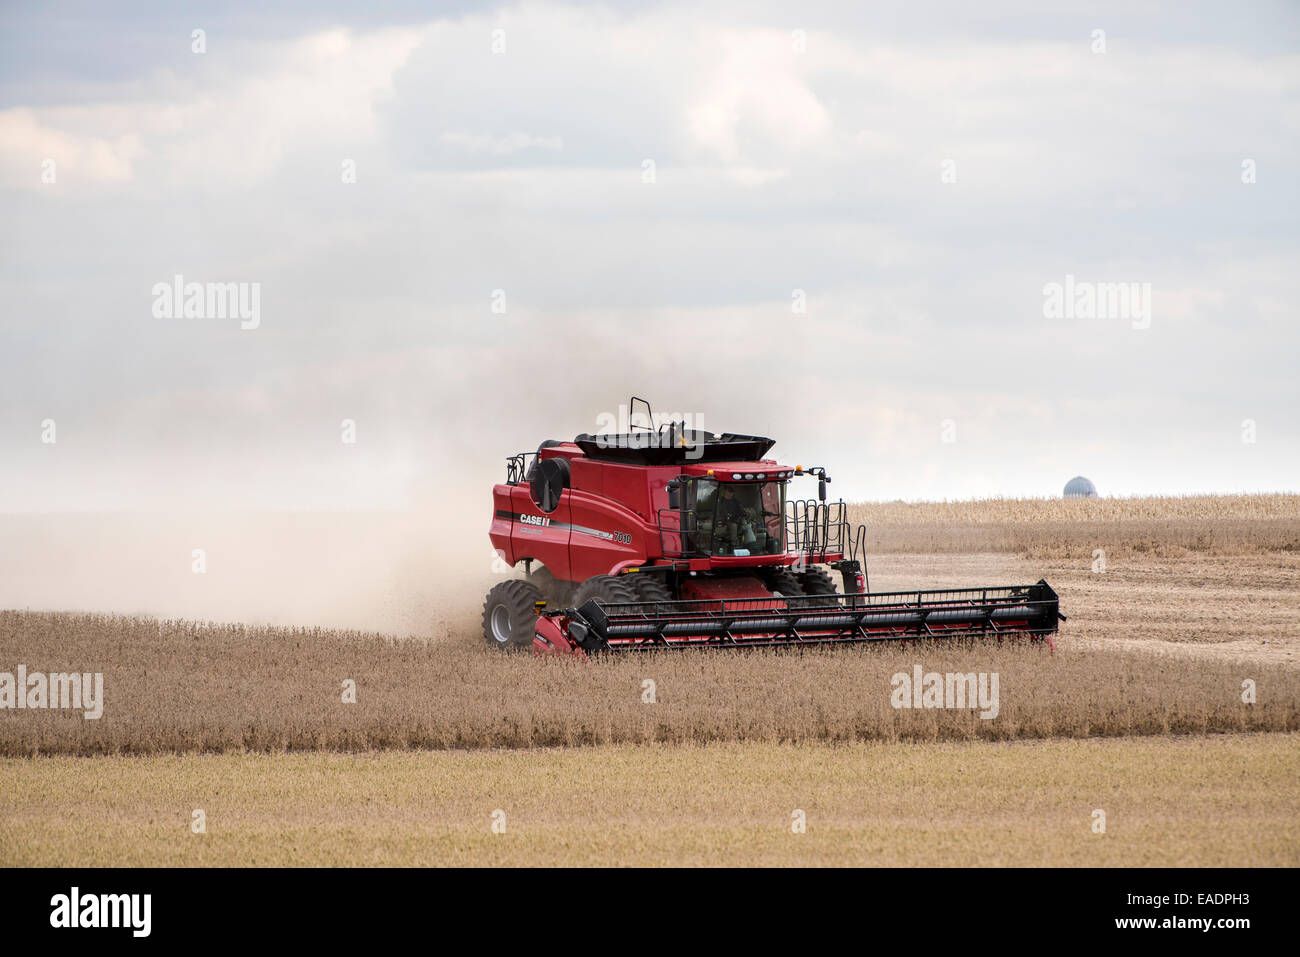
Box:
505, 452, 539, 485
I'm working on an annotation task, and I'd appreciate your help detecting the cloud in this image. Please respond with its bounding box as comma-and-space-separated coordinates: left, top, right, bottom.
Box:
685, 28, 833, 166
440, 130, 564, 154
0, 108, 143, 185
0, 25, 421, 190
0, 1, 1297, 509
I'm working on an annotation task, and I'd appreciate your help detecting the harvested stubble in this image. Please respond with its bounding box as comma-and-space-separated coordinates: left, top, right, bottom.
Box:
1, 610, 1296, 755
4, 734, 1297, 866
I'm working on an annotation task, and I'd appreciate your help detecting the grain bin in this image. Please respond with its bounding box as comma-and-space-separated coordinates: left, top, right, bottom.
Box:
1064, 476, 1098, 498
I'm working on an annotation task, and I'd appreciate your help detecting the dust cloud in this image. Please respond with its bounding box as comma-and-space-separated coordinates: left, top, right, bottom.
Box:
0, 499, 499, 639
0, 392, 817, 636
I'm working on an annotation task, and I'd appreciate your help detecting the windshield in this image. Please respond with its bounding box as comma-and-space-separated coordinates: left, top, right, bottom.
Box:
690, 479, 786, 556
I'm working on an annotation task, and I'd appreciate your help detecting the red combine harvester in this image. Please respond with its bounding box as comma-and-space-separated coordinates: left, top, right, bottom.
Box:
484, 398, 1062, 655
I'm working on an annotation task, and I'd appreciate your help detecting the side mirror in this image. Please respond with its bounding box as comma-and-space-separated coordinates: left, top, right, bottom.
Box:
818, 477, 827, 502
667, 479, 681, 509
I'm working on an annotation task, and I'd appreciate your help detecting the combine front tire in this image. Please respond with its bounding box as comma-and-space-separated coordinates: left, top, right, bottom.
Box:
571, 574, 640, 611
763, 567, 805, 599
482, 579, 544, 651
798, 566, 841, 607
625, 573, 677, 613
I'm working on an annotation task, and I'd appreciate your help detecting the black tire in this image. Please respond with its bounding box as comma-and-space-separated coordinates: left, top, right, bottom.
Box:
482, 579, 543, 651
565, 575, 638, 653
625, 573, 676, 612
798, 565, 841, 607
571, 574, 640, 612
762, 567, 805, 599
528, 565, 574, 607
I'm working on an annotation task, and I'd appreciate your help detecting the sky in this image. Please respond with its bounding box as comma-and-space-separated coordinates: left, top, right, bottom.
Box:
1, 0, 1297, 509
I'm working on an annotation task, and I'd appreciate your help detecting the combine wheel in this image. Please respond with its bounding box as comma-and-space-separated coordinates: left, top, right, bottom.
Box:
571, 575, 640, 612
762, 567, 806, 600
528, 565, 574, 607
482, 579, 544, 651
625, 573, 677, 613
797, 565, 841, 607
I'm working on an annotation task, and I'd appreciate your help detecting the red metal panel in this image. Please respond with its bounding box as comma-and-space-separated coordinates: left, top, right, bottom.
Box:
564, 489, 649, 581
679, 575, 775, 604
568, 456, 603, 498
533, 614, 578, 655
538, 443, 583, 461
488, 484, 516, 565
509, 484, 571, 575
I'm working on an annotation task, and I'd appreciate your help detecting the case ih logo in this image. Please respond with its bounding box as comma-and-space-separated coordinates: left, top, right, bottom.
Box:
520, 514, 551, 527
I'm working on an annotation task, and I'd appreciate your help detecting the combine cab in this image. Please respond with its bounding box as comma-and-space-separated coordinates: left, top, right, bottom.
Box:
483, 398, 1063, 654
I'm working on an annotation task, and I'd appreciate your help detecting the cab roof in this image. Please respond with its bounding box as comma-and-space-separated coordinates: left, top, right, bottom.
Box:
571, 430, 776, 466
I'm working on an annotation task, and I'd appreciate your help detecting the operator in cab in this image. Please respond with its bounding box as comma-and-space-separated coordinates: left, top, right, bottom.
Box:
716, 483, 759, 551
